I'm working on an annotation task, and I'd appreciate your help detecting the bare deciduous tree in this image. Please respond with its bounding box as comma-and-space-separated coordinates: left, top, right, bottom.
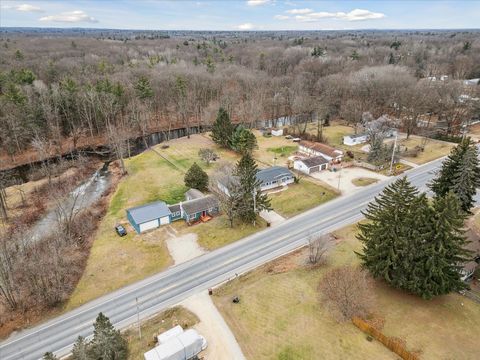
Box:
307, 233, 333, 265
319, 266, 375, 321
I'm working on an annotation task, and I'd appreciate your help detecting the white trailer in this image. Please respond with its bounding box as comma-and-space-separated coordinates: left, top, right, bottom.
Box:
144, 329, 207, 360
157, 325, 184, 345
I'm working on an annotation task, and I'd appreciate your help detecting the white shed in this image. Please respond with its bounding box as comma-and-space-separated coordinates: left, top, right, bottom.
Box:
271, 128, 284, 136
343, 134, 368, 146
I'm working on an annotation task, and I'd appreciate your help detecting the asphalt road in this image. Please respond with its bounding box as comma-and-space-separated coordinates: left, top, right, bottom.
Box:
0, 157, 474, 360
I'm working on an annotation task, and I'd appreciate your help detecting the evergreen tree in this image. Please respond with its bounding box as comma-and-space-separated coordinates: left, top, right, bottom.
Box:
234, 153, 271, 223
430, 138, 480, 212
211, 107, 234, 148
357, 177, 419, 287
419, 192, 471, 298
88, 312, 128, 360
134, 76, 154, 100
43, 352, 58, 360
230, 125, 257, 154
71, 336, 90, 360
184, 162, 209, 191
350, 50, 360, 60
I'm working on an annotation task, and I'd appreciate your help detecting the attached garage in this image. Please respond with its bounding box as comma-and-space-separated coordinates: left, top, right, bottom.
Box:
126, 201, 172, 234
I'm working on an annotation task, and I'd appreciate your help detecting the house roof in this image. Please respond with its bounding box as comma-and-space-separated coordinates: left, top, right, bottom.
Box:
185, 188, 205, 200
299, 141, 343, 158
256, 166, 293, 185
168, 204, 181, 214
297, 156, 329, 168
344, 134, 367, 139
181, 195, 218, 216
127, 201, 171, 224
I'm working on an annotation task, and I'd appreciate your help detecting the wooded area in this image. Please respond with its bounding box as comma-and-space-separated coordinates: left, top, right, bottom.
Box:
1, 29, 479, 168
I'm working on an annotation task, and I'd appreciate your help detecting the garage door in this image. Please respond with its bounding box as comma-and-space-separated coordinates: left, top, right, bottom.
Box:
159, 216, 170, 225
310, 165, 320, 173
139, 219, 159, 232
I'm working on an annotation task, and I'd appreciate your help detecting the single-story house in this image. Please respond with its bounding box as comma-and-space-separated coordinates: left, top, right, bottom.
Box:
298, 141, 343, 162
256, 166, 295, 191
127, 189, 219, 233
293, 156, 329, 174
343, 134, 368, 146
181, 195, 219, 224
464, 78, 480, 86
127, 201, 172, 233
271, 128, 284, 136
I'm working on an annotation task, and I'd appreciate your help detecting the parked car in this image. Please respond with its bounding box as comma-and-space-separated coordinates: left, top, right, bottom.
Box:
115, 224, 127, 237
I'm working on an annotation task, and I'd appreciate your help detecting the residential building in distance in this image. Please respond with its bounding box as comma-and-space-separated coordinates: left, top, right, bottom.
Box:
271, 128, 284, 136
298, 140, 344, 162
343, 134, 368, 146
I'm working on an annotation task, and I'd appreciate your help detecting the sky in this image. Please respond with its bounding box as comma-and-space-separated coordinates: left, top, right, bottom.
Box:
1, 0, 479, 31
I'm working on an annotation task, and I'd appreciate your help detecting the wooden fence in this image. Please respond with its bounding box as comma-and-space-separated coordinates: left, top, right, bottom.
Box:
352, 317, 420, 360
352, 160, 384, 171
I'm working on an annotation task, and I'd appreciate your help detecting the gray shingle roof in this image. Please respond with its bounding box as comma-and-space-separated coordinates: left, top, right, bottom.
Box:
256, 166, 293, 185
127, 201, 171, 224
298, 156, 329, 168
185, 188, 205, 200
181, 195, 218, 216
168, 204, 181, 214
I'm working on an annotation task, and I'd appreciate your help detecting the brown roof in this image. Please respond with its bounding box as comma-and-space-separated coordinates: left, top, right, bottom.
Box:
299, 141, 343, 158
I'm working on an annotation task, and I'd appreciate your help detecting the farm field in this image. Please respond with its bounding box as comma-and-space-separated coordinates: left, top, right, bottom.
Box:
213, 224, 480, 360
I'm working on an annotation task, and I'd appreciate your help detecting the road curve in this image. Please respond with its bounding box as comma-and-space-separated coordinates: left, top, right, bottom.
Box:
0, 157, 453, 360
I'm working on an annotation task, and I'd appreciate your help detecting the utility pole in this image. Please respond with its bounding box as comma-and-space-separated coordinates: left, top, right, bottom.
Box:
337, 167, 341, 191
136, 297, 142, 339
253, 188, 256, 227
389, 133, 398, 175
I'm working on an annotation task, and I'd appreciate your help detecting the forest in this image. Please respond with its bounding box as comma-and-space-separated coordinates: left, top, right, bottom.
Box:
1, 29, 479, 171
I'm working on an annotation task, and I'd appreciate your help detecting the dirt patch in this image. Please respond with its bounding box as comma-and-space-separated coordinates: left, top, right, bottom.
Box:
264, 248, 307, 274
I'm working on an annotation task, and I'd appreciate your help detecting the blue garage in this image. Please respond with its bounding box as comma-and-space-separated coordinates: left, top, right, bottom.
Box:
126, 201, 172, 233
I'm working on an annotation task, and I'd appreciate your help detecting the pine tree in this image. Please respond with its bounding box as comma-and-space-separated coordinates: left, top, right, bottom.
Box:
184, 162, 209, 191
88, 313, 128, 360
421, 192, 471, 298
71, 336, 89, 360
234, 153, 271, 223
43, 352, 58, 360
134, 76, 154, 100
451, 144, 480, 212
430, 138, 480, 212
357, 177, 419, 287
230, 125, 258, 155
211, 107, 234, 148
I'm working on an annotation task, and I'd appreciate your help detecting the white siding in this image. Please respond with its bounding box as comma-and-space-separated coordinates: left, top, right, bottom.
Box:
139, 219, 159, 232
159, 216, 170, 225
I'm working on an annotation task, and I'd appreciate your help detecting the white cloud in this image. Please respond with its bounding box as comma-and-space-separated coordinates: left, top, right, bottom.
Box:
236, 23, 255, 30
286, 8, 312, 15
39, 10, 98, 23
2, 3, 44, 12
274, 15, 289, 20
247, 0, 271, 7
295, 9, 385, 22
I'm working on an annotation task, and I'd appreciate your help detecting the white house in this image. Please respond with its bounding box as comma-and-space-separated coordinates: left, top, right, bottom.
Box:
271, 128, 284, 136
343, 134, 368, 146
294, 156, 329, 174
256, 166, 295, 191
298, 141, 343, 162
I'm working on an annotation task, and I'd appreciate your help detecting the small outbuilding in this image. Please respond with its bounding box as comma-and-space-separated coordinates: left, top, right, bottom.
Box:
294, 156, 329, 174
127, 201, 172, 233
271, 128, 284, 136
343, 134, 368, 146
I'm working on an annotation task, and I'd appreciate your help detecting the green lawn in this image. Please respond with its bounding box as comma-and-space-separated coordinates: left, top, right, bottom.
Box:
305, 122, 355, 147
124, 306, 199, 360
396, 136, 455, 165
269, 179, 338, 217
213, 224, 480, 360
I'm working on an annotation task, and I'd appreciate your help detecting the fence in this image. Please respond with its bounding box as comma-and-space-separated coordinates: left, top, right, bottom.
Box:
352, 317, 420, 360
352, 160, 384, 171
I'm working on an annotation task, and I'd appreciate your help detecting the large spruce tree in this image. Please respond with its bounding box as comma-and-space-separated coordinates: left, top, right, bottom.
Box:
230, 125, 258, 154
71, 336, 89, 360
357, 177, 471, 299
234, 153, 271, 223
184, 162, 209, 191
211, 107, 234, 148
88, 312, 128, 360
430, 137, 480, 212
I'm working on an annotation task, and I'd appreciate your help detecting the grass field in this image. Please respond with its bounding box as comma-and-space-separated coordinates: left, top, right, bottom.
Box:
351, 177, 379, 187
305, 122, 355, 146
396, 136, 455, 165
124, 306, 199, 360
269, 179, 338, 217
254, 130, 299, 166
213, 224, 480, 360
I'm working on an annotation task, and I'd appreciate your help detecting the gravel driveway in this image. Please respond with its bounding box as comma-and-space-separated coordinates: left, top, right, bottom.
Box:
311, 167, 388, 194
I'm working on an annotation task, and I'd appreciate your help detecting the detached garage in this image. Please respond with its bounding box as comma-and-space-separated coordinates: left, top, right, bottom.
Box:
126, 201, 172, 233
294, 156, 329, 174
